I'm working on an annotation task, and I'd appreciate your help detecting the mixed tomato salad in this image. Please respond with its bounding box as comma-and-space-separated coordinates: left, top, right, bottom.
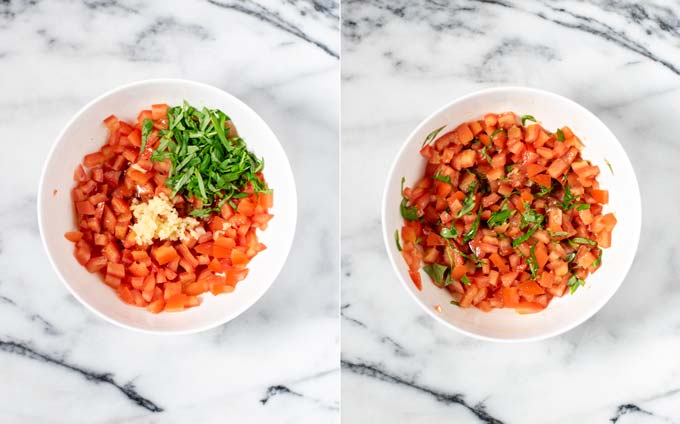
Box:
397, 112, 616, 314
64, 102, 273, 313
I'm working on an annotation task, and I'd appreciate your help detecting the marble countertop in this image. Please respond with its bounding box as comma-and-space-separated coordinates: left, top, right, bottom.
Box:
0, 1, 338, 422
341, 1, 680, 423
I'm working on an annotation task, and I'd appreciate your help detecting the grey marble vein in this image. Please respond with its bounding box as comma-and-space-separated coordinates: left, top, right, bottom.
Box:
206, 0, 339, 58
342, 359, 504, 423
0, 339, 163, 412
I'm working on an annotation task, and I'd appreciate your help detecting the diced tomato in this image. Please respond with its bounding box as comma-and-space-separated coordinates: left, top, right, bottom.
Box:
530, 173, 552, 188
84, 152, 106, 167
147, 298, 165, 313
153, 245, 179, 265
231, 248, 249, 266
213, 237, 235, 258
128, 262, 149, 277
102, 242, 121, 263
74, 165, 89, 182
106, 262, 125, 279
518, 280, 545, 296
258, 191, 273, 209
177, 244, 199, 268
535, 242, 548, 269
114, 285, 133, 303
151, 104, 169, 121
591, 189, 609, 204
74, 242, 92, 265
502, 287, 520, 307
105, 275, 122, 289
64, 231, 83, 242
237, 199, 256, 217
164, 294, 187, 312
85, 256, 107, 273
76, 201, 96, 215
515, 302, 546, 314
184, 281, 209, 296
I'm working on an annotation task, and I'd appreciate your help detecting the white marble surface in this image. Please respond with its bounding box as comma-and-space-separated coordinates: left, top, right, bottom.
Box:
0, 0, 338, 422
342, 1, 680, 423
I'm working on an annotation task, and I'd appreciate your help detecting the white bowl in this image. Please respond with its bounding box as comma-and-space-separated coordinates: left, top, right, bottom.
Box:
382, 87, 640, 342
38, 79, 297, 334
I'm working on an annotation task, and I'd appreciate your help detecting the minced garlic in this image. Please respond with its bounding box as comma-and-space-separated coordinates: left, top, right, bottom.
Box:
130, 193, 199, 245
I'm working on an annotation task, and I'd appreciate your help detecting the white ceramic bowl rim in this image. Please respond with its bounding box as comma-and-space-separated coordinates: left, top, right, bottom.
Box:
38, 78, 297, 334
381, 86, 641, 342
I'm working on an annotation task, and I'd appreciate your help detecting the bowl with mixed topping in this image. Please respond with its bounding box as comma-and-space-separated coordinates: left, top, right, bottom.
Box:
382, 87, 640, 341
39, 79, 297, 334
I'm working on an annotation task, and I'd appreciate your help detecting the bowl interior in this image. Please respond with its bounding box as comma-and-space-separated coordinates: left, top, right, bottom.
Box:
39, 80, 297, 333
383, 87, 640, 341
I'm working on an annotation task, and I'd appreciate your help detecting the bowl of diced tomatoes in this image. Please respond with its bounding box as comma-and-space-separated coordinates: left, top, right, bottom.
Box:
38, 79, 297, 334
382, 86, 640, 342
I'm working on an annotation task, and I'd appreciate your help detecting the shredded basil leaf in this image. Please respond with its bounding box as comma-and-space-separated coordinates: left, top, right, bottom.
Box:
571, 237, 597, 246
463, 207, 482, 243
490, 129, 506, 141
556, 128, 565, 142
592, 248, 602, 267
568, 274, 585, 294
520, 205, 544, 230
422, 125, 446, 147
460, 275, 471, 286
575, 203, 590, 211
450, 300, 460, 306
394, 230, 402, 251
151, 102, 268, 211
566, 251, 577, 263
560, 184, 575, 210
440, 226, 458, 239
513, 223, 541, 247
423, 263, 448, 285
433, 172, 451, 183
487, 207, 512, 227
141, 118, 154, 152
605, 159, 614, 175
527, 244, 539, 280
521, 115, 536, 126
480, 146, 493, 163
447, 241, 485, 268
456, 181, 477, 218
400, 177, 419, 221
534, 181, 554, 198
400, 199, 419, 221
